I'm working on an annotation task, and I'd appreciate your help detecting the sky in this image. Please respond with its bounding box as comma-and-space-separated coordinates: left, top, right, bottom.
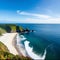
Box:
0, 0, 60, 23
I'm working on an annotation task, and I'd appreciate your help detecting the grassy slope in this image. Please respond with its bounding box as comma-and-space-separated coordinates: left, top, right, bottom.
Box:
0, 24, 16, 35
0, 42, 31, 60
0, 24, 31, 60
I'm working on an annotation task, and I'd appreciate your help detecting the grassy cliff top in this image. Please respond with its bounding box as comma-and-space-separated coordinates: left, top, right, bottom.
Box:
0, 24, 16, 35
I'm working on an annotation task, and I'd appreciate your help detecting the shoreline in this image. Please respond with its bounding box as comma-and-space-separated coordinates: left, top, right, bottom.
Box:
12, 34, 23, 56
0, 32, 46, 60
0, 33, 18, 55
0, 33, 27, 57
13, 33, 27, 57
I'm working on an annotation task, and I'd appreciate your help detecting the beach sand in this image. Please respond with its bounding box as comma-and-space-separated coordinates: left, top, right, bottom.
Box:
0, 33, 46, 60
0, 33, 18, 55
16, 34, 27, 57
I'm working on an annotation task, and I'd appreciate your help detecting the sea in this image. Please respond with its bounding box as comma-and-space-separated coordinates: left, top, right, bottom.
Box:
17, 24, 60, 60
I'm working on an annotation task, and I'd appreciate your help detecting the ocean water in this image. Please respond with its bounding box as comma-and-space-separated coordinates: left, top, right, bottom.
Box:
17, 24, 60, 60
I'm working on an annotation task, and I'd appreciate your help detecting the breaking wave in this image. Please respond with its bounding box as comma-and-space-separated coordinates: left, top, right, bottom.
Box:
24, 41, 46, 60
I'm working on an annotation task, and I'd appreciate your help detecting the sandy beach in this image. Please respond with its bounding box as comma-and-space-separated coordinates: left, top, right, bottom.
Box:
0, 33, 19, 55
14, 33, 27, 57
0, 32, 46, 60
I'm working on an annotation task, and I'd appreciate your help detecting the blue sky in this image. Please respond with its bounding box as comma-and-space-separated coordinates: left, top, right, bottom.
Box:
0, 0, 60, 23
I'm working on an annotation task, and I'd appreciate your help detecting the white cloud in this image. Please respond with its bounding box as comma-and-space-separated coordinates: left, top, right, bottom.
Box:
0, 17, 60, 24
13, 17, 60, 23
1, 10, 60, 24
16, 10, 60, 23
17, 10, 51, 19
22, 17, 60, 23
11, 18, 60, 24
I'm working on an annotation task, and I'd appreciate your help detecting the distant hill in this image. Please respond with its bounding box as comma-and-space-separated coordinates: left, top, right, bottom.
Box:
0, 24, 34, 35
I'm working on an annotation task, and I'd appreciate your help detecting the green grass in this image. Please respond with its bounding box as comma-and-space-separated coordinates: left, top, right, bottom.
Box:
0, 42, 9, 52
0, 28, 6, 35
0, 24, 16, 35
8, 24, 16, 32
0, 24, 32, 60
0, 42, 32, 60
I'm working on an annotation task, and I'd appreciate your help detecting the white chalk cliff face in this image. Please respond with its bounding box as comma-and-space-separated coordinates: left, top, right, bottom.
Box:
24, 41, 46, 60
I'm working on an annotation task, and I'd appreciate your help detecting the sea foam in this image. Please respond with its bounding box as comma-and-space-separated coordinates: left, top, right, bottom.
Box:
24, 41, 46, 60
16, 34, 27, 57
16, 34, 47, 60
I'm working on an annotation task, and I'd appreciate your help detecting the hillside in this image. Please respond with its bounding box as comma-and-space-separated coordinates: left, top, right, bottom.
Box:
0, 42, 31, 60
0, 24, 31, 60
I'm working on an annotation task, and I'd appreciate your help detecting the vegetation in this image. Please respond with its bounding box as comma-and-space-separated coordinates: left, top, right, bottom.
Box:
19, 26, 24, 32
0, 24, 32, 60
0, 24, 16, 35
8, 24, 16, 32
0, 24, 34, 35
0, 27, 6, 35
0, 42, 31, 60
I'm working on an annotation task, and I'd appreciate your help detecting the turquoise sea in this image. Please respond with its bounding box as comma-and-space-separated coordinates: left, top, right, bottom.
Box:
17, 24, 60, 60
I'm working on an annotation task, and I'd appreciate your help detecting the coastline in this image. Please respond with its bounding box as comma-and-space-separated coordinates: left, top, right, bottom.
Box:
0, 32, 46, 60
12, 33, 23, 56
13, 33, 27, 57
0, 33, 27, 57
